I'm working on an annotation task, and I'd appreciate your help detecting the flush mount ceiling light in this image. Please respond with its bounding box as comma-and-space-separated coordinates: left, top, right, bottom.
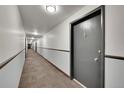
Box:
46, 5, 56, 13
31, 37, 34, 40
33, 31, 38, 35
33, 29, 38, 35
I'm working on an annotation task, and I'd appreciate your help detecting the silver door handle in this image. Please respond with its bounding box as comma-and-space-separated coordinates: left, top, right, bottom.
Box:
94, 58, 99, 62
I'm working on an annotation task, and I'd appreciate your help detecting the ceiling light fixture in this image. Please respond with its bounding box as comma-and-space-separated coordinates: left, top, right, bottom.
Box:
33, 29, 38, 35
33, 31, 38, 35
31, 37, 34, 40
46, 5, 56, 13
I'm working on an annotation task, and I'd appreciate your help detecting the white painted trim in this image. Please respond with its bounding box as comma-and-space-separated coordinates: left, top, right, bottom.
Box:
73, 79, 87, 88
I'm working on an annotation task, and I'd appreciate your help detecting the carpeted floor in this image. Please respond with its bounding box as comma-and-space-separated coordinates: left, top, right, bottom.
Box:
19, 49, 82, 88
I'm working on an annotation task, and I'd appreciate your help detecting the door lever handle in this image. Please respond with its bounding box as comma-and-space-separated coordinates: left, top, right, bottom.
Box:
94, 58, 99, 62
98, 50, 101, 54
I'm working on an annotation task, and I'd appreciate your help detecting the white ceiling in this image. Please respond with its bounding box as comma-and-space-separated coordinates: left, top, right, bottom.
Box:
18, 5, 84, 39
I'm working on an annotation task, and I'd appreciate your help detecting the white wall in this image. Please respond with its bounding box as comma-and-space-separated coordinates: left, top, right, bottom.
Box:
105, 58, 124, 88
31, 42, 36, 51
105, 6, 124, 56
0, 51, 25, 88
37, 48, 70, 75
0, 6, 25, 88
37, 5, 100, 76
105, 6, 124, 88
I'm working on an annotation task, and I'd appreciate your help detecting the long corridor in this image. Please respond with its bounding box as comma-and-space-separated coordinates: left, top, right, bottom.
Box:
19, 49, 82, 88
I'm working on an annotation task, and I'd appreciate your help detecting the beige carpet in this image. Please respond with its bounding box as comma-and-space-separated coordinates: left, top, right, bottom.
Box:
19, 49, 82, 88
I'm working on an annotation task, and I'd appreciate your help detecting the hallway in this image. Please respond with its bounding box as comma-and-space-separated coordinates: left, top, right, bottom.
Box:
19, 49, 81, 88
1, 5, 124, 88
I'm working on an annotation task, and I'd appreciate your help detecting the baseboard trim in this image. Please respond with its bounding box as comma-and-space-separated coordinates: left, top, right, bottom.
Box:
36, 52, 70, 78
73, 79, 87, 88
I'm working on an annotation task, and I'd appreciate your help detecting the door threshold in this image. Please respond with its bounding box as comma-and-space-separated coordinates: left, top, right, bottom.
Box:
73, 79, 87, 88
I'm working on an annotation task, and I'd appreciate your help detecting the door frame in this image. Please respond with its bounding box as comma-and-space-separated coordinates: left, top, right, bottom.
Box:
35, 42, 37, 52
25, 37, 27, 58
70, 6, 105, 88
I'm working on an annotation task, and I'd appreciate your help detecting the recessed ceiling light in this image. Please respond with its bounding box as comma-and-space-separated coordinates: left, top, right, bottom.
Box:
46, 5, 56, 13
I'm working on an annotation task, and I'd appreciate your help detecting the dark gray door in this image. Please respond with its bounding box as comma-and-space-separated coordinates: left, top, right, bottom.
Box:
73, 13, 104, 88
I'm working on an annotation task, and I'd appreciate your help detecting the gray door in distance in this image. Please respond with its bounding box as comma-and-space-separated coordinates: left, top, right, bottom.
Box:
73, 13, 104, 88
